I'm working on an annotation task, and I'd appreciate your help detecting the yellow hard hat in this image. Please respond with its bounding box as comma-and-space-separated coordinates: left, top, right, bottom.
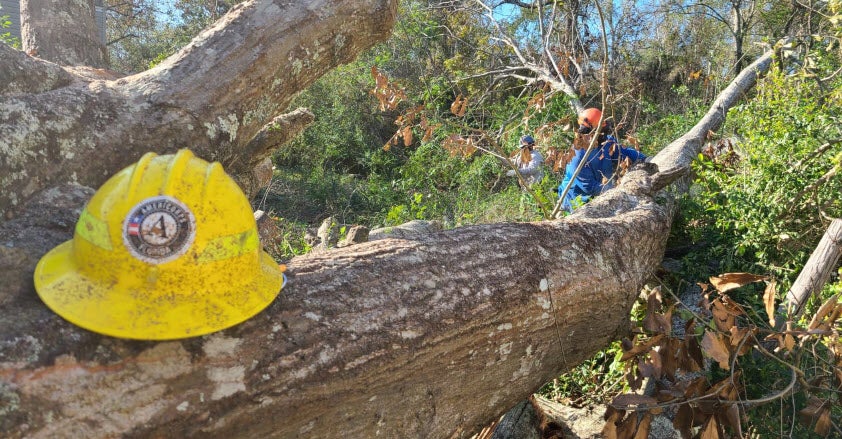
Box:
34, 149, 285, 340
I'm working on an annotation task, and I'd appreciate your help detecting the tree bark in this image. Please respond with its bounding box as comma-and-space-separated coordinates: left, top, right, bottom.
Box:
21, 0, 107, 68
0, 2, 780, 436
784, 218, 842, 316
0, 171, 671, 439
0, 0, 397, 218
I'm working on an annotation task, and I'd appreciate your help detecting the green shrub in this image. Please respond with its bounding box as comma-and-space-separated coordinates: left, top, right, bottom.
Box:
679, 67, 842, 288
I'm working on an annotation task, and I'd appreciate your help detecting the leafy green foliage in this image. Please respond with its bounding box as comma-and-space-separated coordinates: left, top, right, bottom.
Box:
106, 0, 243, 73
1, 5, 20, 48
539, 340, 629, 407
679, 67, 842, 286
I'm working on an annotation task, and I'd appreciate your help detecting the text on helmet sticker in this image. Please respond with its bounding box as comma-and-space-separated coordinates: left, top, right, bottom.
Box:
123, 196, 196, 264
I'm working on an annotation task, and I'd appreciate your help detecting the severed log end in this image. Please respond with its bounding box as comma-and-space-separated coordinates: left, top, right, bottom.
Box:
242, 107, 315, 163
231, 108, 315, 197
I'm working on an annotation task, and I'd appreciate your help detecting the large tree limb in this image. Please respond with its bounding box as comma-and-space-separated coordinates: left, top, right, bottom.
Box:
0, 173, 670, 438
650, 46, 778, 174
0, 0, 398, 218
0, 20, 780, 439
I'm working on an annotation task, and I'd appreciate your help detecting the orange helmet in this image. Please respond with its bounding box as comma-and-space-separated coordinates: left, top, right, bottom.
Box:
578, 108, 604, 129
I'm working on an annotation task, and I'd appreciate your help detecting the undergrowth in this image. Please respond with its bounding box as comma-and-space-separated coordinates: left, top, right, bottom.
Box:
538, 66, 842, 437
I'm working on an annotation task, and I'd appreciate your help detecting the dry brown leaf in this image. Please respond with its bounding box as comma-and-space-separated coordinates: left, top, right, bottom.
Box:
660, 337, 679, 380
625, 366, 643, 392
683, 376, 710, 399
402, 126, 413, 146
701, 331, 731, 370
442, 134, 476, 158
783, 333, 795, 352
656, 385, 680, 402
764, 333, 785, 352
422, 127, 434, 142
710, 296, 745, 331
709, 273, 768, 293
616, 412, 639, 439
573, 133, 593, 150
619, 156, 631, 172
729, 326, 756, 356
674, 404, 696, 439
700, 416, 722, 439
621, 337, 635, 352
638, 349, 663, 380
621, 334, 666, 361
450, 94, 462, 116
633, 413, 652, 439
370, 66, 406, 111
710, 300, 736, 332
808, 294, 839, 330
763, 280, 777, 327
719, 404, 742, 437
382, 132, 400, 151
602, 406, 624, 439
798, 397, 831, 436
710, 371, 741, 400
680, 320, 705, 372
642, 288, 672, 335
555, 148, 574, 172
815, 408, 832, 436
527, 91, 546, 113
449, 95, 467, 117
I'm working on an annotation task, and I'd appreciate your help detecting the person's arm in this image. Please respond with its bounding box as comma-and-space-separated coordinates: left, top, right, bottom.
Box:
619, 146, 646, 162
606, 137, 645, 162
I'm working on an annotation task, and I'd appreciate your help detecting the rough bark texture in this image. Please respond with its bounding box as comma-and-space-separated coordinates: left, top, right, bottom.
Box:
0, 0, 397, 218
21, 0, 107, 68
0, 1, 780, 435
0, 174, 670, 438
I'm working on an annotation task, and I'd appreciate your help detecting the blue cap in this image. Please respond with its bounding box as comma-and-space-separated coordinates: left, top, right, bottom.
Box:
521, 135, 535, 145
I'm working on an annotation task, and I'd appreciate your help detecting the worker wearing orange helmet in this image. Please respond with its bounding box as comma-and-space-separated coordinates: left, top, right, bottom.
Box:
557, 108, 647, 212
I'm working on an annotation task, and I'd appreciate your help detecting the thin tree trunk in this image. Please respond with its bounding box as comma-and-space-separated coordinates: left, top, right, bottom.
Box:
21, 0, 107, 67
784, 218, 842, 316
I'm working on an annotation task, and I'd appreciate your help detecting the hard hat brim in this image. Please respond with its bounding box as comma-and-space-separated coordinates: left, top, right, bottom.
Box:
34, 241, 284, 340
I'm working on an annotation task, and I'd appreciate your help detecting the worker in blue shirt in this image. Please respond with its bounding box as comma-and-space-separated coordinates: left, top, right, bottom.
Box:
558, 108, 647, 212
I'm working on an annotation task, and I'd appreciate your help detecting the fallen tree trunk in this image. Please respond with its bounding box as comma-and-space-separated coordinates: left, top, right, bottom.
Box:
0, 3, 780, 436
0, 171, 670, 438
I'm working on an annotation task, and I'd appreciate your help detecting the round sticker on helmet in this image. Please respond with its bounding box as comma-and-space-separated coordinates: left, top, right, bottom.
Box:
123, 196, 196, 264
